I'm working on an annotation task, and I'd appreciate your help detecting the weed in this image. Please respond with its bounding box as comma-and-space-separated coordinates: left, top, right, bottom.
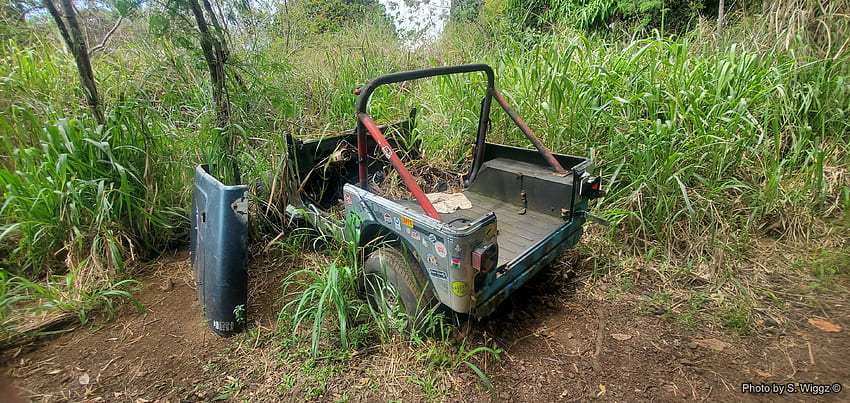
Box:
0, 109, 183, 281
212, 376, 244, 401
0, 269, 32, 334
720, 300, 752, 336
279, 258, 365, 357
8, 264, 144, 325
800, 248, 850, 290
233, 304, 246, 328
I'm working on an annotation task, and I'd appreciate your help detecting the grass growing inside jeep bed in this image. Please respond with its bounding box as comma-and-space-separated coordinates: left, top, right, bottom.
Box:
1, 1, 849, 398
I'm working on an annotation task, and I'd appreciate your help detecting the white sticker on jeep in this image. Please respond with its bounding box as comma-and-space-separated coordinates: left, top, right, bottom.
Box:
435, 241, 447, 257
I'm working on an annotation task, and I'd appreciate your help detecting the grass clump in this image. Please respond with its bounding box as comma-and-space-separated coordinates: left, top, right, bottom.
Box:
0, 111, 182, 282
279, 258, 367, 358
270, 228, 500, 399
0, 264, 144, 339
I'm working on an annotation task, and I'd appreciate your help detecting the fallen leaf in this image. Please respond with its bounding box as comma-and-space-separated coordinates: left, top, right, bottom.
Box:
611, 333, 632, 341
597, 384, 607, 397
78, 373, 90, 385
691, 338, 732, 351
808, 318, 842, 332
755, 369, 774, 378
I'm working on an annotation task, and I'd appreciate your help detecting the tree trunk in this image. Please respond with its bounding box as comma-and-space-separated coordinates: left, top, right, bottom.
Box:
718, 0, 726, 33
186, 0, 239, 184
43, 0, 105, 125
186, 0, 229, 128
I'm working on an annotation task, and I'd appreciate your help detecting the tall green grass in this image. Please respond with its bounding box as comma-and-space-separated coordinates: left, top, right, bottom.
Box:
404, 29, 850, 277
0, 39, 193, 332
278, 23, 848, 277
0, 265, 144, 338
0, 108, 184, 281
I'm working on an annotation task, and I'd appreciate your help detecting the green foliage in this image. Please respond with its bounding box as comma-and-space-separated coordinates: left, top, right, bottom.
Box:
433, 34, 848, 265
301, 0, 390, 34
279, 258, 365, 357
0, 269, 30, 333
0, 1, 38, 43
503, 0, 705, 32
451, 0, 486, 22
0, 264, 144, 335
479, 0, 507, 28
792, 247, 850, 290
0, 108, 183, 279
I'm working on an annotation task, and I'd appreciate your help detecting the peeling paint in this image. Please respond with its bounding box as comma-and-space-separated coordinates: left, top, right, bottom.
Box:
231, 192, 249, 224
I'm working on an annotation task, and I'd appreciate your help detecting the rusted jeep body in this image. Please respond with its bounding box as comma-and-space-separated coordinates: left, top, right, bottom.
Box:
284, 64, 602, 319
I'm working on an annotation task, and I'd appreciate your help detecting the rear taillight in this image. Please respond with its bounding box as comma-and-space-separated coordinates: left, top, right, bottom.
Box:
472, 243, 498, 273
580, 175, 605, 199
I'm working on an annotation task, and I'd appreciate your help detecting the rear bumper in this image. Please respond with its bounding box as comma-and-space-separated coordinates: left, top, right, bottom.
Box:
470, 215, 585, 318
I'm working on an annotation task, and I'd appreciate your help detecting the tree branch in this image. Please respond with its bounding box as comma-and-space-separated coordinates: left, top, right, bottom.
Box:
47, 0, 105, 125
88, 16, 123, 55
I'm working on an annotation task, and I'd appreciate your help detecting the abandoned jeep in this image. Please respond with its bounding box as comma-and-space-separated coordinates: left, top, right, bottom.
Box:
283, 64, 604, 326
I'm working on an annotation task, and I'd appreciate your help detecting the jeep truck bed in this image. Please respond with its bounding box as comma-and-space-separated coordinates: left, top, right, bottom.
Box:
401, 160, 573, 267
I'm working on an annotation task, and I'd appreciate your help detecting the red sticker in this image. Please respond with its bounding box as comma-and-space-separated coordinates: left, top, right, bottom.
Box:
343, 193, 353, 206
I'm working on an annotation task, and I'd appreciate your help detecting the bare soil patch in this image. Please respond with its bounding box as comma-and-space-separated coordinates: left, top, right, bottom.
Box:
2, 248, 848, 402
460, 267, 849, 402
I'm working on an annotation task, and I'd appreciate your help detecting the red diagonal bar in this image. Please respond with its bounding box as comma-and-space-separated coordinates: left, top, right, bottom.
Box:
491, 88, 566, 174
358, 112, 443, 221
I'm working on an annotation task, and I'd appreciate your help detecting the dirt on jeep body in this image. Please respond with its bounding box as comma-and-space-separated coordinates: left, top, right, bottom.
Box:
2, 245, 848, 402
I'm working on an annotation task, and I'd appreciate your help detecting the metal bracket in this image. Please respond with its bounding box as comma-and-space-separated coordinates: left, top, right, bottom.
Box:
580, 211, 610, 227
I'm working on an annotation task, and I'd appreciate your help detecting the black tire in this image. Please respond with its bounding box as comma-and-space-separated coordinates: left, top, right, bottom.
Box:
364, 246, 436, 333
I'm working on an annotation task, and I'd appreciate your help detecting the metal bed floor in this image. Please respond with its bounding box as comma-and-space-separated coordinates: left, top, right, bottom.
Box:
402, 191, 565, 266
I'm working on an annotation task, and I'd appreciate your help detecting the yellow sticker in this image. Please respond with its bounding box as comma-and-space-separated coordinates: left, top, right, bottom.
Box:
451, 281, 467, 297
485, 223, 497, 240
401, 216, 414, 228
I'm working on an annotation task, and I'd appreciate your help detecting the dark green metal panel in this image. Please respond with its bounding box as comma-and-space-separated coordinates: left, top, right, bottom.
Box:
190, 165, 248, 337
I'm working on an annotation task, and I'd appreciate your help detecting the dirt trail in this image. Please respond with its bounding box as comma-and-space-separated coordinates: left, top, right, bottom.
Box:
2, 250, 848, 402
466, 275, 848, 402
2, 253, 231, 401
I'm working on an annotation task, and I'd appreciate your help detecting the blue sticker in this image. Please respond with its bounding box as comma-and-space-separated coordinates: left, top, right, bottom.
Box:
429, 268, 448, 280
393, 216, 401, 230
